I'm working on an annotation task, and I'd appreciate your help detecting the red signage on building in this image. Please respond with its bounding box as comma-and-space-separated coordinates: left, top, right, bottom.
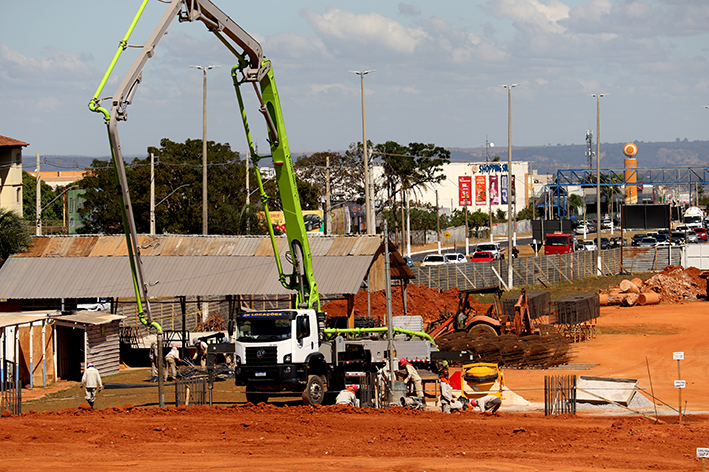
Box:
459, 176, 472, 206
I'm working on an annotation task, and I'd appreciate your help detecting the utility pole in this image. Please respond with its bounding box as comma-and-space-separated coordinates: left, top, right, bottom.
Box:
436, 190, 441, 254
351, 69, 375, 234
501, 84, 519, 289
190, 64, 220, 235
326, 154, 331, 235
35, 152, 41, 236
591, 93, 607, 276
150, 152, 155, 234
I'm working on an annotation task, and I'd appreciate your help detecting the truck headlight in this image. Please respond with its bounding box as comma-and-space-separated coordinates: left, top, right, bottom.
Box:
283, 354, 292, 364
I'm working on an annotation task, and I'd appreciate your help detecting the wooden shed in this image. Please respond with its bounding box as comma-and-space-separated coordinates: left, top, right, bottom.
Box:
51, 312, 124, 379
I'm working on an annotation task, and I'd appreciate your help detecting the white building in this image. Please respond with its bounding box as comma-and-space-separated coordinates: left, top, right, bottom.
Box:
412, 161, 532, 217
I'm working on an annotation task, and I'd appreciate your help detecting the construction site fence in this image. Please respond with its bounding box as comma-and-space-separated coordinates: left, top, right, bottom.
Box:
413, 247, 683, 292
175, 376, 208, 407
1, 359, 21, 415
545, 374, 577, 416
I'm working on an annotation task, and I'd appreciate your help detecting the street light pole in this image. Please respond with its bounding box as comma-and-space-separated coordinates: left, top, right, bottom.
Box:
501, 84, 519, 289
486, 138, 494, 242
351, 70, 375, 235
190, 65, 220, 235
591, 93, 607, 276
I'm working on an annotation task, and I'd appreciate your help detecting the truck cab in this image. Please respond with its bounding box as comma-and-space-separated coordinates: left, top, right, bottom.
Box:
544, 232, 574, 255
234, 309, 329, 404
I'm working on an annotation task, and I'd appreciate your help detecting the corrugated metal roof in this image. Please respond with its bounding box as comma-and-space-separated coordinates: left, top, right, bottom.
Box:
0, 312, 57, 328
0, 255, 373, 299
51, 312, 125, 326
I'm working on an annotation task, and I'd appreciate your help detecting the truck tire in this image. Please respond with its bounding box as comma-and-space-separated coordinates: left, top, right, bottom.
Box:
468, 323, 498, 338
245, 391, 268, 405
302, 375, 325, 405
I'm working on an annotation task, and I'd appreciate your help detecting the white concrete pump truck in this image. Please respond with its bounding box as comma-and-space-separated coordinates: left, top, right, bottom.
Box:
89, 0, 436, 407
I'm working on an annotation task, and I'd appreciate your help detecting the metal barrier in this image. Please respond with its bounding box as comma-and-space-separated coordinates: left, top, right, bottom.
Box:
544, 374, 576, 416
1, 360, 21, 415
175, 376, 208, 407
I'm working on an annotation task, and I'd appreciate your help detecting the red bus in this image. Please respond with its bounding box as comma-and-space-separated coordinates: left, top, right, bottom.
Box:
544, 232, 574, 255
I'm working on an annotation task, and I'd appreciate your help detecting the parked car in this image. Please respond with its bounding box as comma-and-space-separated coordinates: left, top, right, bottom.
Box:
582, 240, 597, 251
631, 233, 648, 246
609, 236, 626, 248
686, 230, 699, 244
470, 251, 495, 262
638, 237, 658, 247
403, 256, 415, 268
575, 223, 596, 235
694, 227, 708, 241
600, 237, 610, 250
475, 243, 502, 260
444, 253, 467, 264
421, 254, 446, 266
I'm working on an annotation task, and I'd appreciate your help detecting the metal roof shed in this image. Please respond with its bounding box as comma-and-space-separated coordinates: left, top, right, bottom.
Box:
50, 312, 125, 378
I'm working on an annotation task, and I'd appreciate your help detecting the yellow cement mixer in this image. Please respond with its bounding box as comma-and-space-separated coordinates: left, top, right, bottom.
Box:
460, 362, 504, 400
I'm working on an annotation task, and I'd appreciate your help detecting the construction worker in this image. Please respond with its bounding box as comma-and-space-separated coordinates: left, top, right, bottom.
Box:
149, 342, 159, 379
164, 344, 181, 382
397, 358, 424, 399
439, 369, 465, 414
470, 394, 502, 414
80, 362, 103, 409
335, 385, 360, 407
193, 339, 208, 368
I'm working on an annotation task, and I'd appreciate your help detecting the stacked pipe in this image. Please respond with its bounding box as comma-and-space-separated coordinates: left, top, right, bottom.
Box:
599, 277, 660, 306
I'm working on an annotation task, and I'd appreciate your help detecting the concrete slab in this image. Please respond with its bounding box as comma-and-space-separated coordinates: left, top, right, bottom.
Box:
576, 375, 638, 405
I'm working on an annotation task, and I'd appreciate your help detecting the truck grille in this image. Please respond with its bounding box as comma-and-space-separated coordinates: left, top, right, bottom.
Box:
245, 346, 277, 365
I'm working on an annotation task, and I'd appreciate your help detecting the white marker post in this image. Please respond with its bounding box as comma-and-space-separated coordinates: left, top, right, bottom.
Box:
673, 351, 684, 425
697, 447, 709, 472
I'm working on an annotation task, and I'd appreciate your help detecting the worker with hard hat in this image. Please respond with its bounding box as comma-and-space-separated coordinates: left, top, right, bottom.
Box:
397, 358, 424, 399
164, 344, 181, 382
439, 368, 465, 414
80, 362, 103, 409
193, 339, 208, 368
335, 385, 360, 407
469, 394, 502, 414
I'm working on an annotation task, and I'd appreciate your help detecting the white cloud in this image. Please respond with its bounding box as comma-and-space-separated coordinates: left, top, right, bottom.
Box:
264, 31, 331, 60
300, 7, 428, 55
489, 0, 571, 34
0, 44, 93, 82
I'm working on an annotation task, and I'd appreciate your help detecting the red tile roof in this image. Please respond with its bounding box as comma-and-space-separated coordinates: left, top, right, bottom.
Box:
0, 135, 29, 147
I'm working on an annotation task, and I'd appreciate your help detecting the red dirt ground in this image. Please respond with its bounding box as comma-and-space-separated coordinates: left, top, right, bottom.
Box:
3, 299, 709, 470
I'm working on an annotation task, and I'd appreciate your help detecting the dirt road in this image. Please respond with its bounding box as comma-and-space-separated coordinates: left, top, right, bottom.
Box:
3, 301, 709, 471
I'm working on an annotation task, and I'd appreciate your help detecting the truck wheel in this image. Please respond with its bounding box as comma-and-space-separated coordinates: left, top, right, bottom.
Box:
245, 391, 268, 405
469, 323, 498, 338
302, 375, 325, 405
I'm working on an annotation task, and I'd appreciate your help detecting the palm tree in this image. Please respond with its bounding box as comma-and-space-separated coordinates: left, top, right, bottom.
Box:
0, 208, 33, 263
569, 194, 585, 217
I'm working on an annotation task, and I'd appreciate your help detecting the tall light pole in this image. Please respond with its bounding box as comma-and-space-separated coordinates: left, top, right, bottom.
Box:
486, 138, 494, 242
190, 64, 220, 235
351, 69, 375, 234
501, 84, 519, 289
591, 93, 607, 276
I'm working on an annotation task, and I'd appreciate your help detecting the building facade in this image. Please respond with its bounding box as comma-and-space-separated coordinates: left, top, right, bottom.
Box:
0, 135, 28, 217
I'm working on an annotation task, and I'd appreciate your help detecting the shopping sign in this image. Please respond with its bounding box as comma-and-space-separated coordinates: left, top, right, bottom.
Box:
459, 176, 472, 206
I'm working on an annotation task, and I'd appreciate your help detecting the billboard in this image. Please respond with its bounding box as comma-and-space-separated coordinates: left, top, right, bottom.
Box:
258, 210, 324, 233
489, 175, 499, 206
475, 176, 487, 205
459, 176, 472, 206
500, 175, 508, 205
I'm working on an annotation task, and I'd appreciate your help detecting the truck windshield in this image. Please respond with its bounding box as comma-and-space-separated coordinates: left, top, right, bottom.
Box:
545, 236, 569, 246
236, 319, 292, 342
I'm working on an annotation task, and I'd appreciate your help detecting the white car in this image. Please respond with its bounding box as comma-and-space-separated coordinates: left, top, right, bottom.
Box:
421, 254, 446, 266
582, 240, 597, 251
444, 253, 467, 264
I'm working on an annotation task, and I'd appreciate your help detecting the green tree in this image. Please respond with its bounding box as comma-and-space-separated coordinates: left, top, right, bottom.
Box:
22, 171, 62, 223
294, 151, 364, 204
0, 208, 33, 263
568, 194, 584, 216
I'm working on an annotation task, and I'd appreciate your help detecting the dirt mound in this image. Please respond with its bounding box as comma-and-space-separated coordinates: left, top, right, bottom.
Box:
322, 284, 491, 325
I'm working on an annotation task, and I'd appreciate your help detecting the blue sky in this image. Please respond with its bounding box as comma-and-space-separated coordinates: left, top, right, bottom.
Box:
2, 0, 709, 163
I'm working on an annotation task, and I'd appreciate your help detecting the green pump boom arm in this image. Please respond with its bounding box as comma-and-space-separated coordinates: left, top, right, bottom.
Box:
89, 0, 320, 313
